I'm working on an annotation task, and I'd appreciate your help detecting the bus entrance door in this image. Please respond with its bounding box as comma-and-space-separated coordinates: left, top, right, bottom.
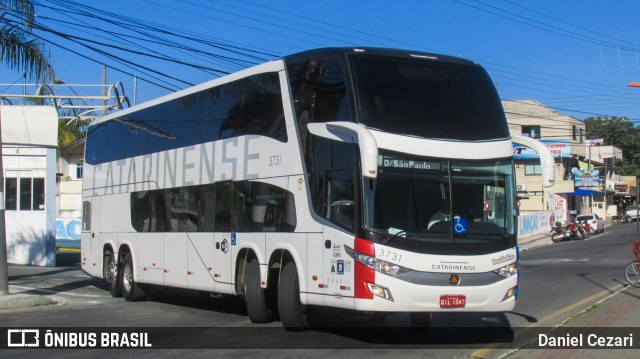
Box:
81, 197, 102, 278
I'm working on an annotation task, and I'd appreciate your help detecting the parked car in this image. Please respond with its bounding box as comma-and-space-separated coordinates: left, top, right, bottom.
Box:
626, 205, 639, 222
575, 214, 605, 234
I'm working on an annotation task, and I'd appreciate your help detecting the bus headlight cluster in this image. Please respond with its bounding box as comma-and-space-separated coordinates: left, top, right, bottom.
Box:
345, 245, 411, 277
493, 261, 519, 278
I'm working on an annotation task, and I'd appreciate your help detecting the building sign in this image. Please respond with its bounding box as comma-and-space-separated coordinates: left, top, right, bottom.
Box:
56, 218, 81, 240
573, 169, 600, 187
513, 139, 570, 159
586, 138, 604, 147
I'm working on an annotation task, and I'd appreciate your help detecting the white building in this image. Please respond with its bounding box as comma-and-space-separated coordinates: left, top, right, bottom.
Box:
1, 105, 58, 266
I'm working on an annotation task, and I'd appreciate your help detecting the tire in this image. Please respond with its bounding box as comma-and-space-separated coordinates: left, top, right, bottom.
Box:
625, 261, 640, 287
409, 312, 432, 330
278, 261, 308, 330
246, 258, 273, 323
588, 227, 595, 235
551, 233, 564, 243
121, 253, 146, 301
103, 249, 121, 297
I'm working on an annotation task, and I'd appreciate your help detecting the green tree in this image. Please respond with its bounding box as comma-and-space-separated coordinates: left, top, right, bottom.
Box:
1, 0, 54, 82
585, 116, 640, 176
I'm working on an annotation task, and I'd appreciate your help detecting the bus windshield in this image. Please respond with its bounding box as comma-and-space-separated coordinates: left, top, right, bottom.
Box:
350, 54, 509, 141
365, 153, 516, 251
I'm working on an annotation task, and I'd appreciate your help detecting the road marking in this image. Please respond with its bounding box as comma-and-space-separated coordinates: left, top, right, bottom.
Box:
525, 258, 590, 265
469, 283, 627, 358
9, 285, 103, 298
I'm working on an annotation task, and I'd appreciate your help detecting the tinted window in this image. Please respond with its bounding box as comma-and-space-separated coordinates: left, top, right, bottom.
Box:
5, 178, 17, 211
287, 55, 354, 154
307, 135, 359, 232
130, 181, 296, 233
33, 178, 45, 210
86, 73, 286, 165
19, 178, 32, 211
234, 181, 297, 232
82, 201, 91, 231
238, 73, 287, 140
350, 54, 509, 141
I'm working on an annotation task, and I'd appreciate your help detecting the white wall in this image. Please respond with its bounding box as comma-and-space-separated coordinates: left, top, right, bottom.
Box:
1, 106, 58, 266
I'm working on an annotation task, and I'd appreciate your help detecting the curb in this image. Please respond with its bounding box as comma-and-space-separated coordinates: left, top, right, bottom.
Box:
0, 289, 68, 311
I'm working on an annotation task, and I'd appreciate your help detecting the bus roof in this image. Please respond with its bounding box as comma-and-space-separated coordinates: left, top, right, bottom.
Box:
282, 47, 480, 67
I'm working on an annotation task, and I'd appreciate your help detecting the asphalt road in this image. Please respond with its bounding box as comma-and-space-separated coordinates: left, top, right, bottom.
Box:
1, 223, 637, 358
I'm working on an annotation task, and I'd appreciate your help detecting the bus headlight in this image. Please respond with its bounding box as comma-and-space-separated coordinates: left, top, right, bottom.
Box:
344, 245, 411, 277
493, 261, 519, 278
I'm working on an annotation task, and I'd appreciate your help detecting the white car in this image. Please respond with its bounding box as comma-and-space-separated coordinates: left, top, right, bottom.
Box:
626, 205, 639, 222
576, 214, 604, 234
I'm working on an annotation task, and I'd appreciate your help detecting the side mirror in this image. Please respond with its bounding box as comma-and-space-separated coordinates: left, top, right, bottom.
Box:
512, 135, 555, 188
307, 122, 379, 178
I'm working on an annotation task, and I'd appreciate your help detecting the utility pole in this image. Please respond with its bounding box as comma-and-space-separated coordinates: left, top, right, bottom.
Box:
0, 111, 8, 295
628, 82, 640, 238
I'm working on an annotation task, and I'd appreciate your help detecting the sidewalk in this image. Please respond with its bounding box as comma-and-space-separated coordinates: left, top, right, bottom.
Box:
503, 285, 639, 358
519, 218, 616, 251
0, 249, 83, 312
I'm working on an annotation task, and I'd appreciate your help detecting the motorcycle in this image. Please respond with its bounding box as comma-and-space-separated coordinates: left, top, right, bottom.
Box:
550, 221, 586, 243
577, 220, 591, 238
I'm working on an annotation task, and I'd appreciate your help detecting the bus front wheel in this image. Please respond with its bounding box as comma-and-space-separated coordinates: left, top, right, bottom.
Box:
246, 258, 273, 323
278, 261, 308, 330
121, 253, 146, 301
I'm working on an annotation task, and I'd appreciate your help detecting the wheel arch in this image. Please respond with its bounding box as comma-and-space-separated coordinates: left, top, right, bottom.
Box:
267, 246, 307, 296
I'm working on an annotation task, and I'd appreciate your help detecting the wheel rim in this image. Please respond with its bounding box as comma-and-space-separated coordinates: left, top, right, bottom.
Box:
105, 261, 116, 285
122, 261, 133, 293
104, 255, 116, 285
626, 262, 640, 286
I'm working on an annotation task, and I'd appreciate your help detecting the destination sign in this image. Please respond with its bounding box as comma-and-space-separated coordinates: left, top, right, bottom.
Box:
380, 157, 440, 170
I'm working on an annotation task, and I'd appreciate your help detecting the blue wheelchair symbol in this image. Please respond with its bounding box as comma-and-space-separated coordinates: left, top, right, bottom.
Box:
454, 217, 467, 235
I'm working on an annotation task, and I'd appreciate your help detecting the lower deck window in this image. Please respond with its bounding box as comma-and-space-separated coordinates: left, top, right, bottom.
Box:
130, 181, 296, 233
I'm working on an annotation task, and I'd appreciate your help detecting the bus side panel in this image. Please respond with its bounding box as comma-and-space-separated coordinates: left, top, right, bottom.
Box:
305, 233, 324, 306
322, 226, 356, 310
137, 233, 165, 285
164, 233, 188, 288
187, 233, 216, 292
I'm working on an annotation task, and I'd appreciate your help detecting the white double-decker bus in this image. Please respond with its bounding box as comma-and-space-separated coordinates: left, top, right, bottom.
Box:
81, 48, 554, 329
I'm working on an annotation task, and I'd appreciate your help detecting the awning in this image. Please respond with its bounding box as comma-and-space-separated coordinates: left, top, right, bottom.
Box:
566, 188, 606, 196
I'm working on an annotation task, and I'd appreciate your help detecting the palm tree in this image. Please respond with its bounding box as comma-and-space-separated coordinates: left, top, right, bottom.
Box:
1, 0, 54, 82
1, 0, 54, 295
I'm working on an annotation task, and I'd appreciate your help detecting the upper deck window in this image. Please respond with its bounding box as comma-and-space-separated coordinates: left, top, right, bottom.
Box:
350, 54, 509, 141
85, 72, 286, 165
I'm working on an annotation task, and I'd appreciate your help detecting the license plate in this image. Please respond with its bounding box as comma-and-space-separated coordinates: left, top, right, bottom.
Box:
440, 295, 466, 308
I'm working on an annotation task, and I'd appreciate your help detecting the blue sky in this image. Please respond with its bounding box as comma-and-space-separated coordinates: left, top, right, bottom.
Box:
3, 0, 640, 122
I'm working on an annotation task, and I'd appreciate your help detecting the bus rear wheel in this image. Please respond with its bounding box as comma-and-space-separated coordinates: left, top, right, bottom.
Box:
103, 249, 121, 297
278, 261, 308, 330
121, 253, 146, 301
246, 258, 273, 323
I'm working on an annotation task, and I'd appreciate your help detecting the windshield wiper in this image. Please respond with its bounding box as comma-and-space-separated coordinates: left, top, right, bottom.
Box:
384, 230, 406, 244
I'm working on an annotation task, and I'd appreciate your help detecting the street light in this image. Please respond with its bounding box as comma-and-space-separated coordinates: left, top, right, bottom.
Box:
627, 82, 640, 237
